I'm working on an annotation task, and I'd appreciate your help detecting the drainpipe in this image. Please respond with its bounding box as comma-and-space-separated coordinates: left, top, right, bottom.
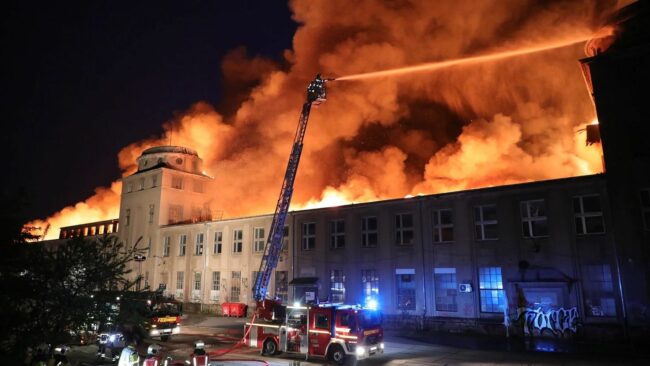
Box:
202, 223, 209, 313
418, 198, 428, 330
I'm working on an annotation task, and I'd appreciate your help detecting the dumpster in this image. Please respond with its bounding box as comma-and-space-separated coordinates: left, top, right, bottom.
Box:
231, 303, 247, 317
221, 302, 231, 317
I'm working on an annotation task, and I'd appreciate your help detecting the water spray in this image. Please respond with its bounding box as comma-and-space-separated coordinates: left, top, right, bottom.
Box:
336, 35, 594, 81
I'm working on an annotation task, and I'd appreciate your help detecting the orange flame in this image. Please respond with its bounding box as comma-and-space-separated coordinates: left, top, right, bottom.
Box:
27, 1, 615, 240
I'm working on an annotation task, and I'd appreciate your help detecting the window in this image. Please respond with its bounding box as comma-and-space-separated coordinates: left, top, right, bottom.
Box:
212, 271, 221, 291
138, 178, 145, 190
315, 314, 329, 329
254, 227, 265, 252
520, 200, 548, 238
149, 204, 155, 224
282, 226, 289, 251
642, 189, 650, 230
169, 204, 183, 224
302, 222, 316, 250
583, 264, 616, 317
574, 195, 605, 235
163, 236, 170, 257
361, 269, 379, 299
330, 270, 345, 303
231, 271, 241, 302
194, 272, 201, 291
172, 176, 183, 189
275, 271, 288, 303
434, 268, 458, 312
233, 229, 243, 253
330, 219, 345, 249
252, 271, 260, 290
395, 213, 414, 246
125, 208, 131, 227
432, 209, 454, 242
176, 271, 184, 290
126, 183, 133, 193
160, 272, 168, 292
475, 205, 498, 240
361, 216, 378, 248
396, 269, 416, 310
179, 235, 187, 256
195, 233, 204, 255
151, 174, 158, 187
479, 267, 505, 313
214, 231, 223, 254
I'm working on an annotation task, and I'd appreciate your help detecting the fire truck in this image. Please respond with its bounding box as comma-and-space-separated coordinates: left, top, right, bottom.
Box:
240, 75, 384, 364
144, 296, 182, 341
245, 303, 383, 364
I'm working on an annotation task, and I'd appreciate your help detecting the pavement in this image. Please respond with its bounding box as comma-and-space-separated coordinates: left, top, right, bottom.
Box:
66, 312, 650, 365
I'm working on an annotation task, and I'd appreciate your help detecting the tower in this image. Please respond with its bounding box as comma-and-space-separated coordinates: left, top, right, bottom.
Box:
118, 146, 213, 290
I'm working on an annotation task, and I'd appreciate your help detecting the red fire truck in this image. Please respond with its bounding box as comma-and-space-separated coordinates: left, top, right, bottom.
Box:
245, 303, 384, 365
145, 297, 182, 341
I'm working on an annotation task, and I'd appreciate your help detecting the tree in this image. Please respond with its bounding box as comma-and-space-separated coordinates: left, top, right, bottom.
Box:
0, 207, 146, 363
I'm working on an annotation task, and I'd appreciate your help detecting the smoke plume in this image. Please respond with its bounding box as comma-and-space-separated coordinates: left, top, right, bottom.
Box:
30, 0, 616, 239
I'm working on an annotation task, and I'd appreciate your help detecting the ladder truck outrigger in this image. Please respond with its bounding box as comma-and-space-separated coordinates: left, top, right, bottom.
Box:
245, 75, 385, 365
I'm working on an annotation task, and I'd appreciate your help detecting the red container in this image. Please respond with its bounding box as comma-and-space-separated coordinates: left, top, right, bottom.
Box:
231, 303, 248, 317
221, 302, 231, 317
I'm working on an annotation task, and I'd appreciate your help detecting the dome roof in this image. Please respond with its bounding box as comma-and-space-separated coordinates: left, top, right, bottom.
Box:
141, 146, 198, 157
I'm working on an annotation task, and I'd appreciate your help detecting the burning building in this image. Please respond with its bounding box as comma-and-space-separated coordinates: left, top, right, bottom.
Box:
43, 0, 650, 343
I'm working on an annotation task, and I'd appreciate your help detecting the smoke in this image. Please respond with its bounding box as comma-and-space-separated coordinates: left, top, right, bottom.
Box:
29, 0, 616, 239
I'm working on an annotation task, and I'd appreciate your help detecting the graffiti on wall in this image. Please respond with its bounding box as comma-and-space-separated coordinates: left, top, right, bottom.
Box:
517, 307, 579, 335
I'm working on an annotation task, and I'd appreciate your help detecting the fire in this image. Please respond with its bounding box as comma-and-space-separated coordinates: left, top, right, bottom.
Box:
294, 187, 353, 210
27, 1, 616, 239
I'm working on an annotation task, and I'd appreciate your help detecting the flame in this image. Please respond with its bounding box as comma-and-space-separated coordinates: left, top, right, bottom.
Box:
26, 1, 615, 240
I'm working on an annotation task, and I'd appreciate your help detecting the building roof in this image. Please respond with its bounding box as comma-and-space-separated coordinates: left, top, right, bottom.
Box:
141, 146, 198, 157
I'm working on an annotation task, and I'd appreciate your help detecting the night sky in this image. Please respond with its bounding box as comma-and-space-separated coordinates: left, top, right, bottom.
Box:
3, 1, 297, 221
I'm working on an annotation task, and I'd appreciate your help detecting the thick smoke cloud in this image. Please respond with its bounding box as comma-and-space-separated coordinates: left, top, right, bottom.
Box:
30, 0, 616, 239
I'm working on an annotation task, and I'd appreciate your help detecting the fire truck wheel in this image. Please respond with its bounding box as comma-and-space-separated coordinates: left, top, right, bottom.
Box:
327, 344, 346, 365
160, 335, 170, 342
262, 339, 278, 355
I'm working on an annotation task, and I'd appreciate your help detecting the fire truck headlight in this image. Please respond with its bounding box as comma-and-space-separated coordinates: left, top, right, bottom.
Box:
150, 329, 160, 336
380, 342, 385, 350
293, 301, 301, 307
109, 335, 116, 343
172, 326, 181, 334
356, 346, 366, 357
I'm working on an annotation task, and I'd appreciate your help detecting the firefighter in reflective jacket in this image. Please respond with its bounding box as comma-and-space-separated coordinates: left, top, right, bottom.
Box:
143, 344, 162, 366
190, 340, 208, 366
117, 337, 139, 366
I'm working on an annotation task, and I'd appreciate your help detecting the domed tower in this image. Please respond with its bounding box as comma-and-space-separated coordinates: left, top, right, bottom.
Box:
118, 146, 213, 290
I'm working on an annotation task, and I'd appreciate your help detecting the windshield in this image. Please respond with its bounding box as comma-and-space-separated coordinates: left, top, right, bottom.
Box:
358, 311, 382, 328
151, 302, 180, 317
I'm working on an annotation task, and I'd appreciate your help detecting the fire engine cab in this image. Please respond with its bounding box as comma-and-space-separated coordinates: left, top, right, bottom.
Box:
245, 303, 384, 364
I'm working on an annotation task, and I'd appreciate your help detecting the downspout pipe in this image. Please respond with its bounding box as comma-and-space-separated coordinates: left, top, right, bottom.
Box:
418, 198, 428, 330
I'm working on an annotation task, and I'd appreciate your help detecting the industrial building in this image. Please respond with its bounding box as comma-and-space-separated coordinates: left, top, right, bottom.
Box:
55, 2, 650, 342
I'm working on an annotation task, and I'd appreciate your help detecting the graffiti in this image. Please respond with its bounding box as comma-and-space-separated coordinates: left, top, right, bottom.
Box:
517, 307, 579, 335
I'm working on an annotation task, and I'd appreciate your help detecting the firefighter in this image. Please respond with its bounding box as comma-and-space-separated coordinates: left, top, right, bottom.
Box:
190, 340, 208, 366
143, 344, 162, 366
117, 334, 139, 366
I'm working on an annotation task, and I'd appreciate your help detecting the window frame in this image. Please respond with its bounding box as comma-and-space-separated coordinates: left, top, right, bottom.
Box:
475, 204, 498, 241
179, 234, 187, 256
193, 272, 201, 291
232, 229, 243, 253
163, 236, 171, 257
573, 195, 605, 235
432, 208, 454, 243
330, 269, 346, 303
212, 271, 221, 291
361, 216, 378, 248
302, 222, 316, 251
520, 199, 549, 238
329, 219, 345, 249
395, 213, 414, 246
176, 271, 184, 290
434, 268, 458, 312
253, 227, 266, 253
478, 267, 505, 313
195, 233, 204, 255
214, 231, 223, 254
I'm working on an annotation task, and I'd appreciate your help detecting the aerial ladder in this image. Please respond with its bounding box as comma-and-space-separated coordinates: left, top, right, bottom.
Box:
252, 74, 333, 318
